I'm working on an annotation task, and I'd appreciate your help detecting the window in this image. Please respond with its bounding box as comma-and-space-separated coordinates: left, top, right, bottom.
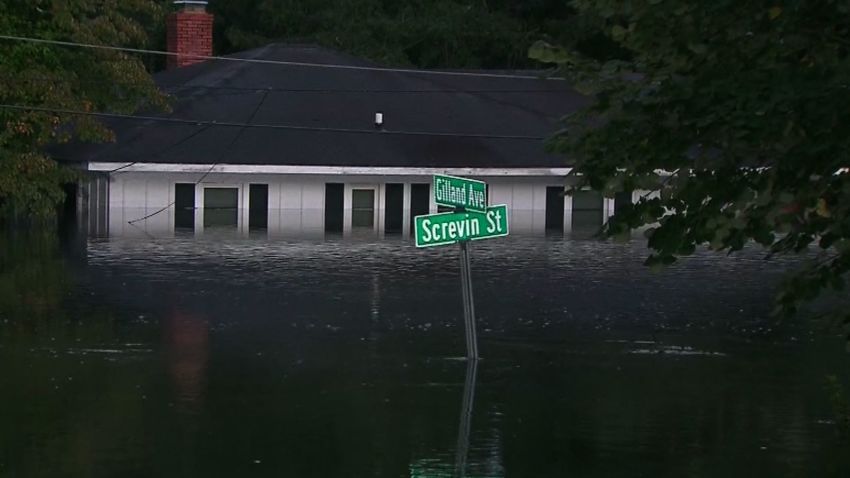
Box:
384, 183, 404, 234
175, 183, 195, 230
614, 191, 633, 215
545, 186, 564, 231
203, 187, 238, 228
572, 191, 603, 234
571, 190, 603, 232
249, 184, 268, 230
351, 189, 375, 228
409, 184, 430, 234
324, 183, 344, 233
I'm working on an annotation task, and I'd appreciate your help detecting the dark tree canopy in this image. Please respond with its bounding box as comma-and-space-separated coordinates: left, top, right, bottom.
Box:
207, 0, 602, 69
531, 0, 850, 327
0, 0, 166, 217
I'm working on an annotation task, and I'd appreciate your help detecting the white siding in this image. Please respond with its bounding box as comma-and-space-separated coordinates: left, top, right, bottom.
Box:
488, 183, 513, 209
531, 185, 549, 234
301, 181, 325, 234
121, 180, 146, 208
99, 172, 602, 238
509, 184, 532, 233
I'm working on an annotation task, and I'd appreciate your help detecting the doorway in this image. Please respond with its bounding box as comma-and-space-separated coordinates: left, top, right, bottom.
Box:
203, 187, 239, 228
351, 189, 376, 229
545, 186, 565, 232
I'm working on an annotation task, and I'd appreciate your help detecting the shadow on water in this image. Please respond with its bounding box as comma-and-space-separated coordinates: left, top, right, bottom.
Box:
0, 230, 848, 477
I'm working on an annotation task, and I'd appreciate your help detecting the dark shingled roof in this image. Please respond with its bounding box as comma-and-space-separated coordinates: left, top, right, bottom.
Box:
61, 44, 587, 168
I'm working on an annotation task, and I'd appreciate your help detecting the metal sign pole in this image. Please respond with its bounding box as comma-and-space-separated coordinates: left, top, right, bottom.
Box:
459, 242, 472, 356
420, 173, 505, 359
459, 240, 479, 360
454, 358, 478, 477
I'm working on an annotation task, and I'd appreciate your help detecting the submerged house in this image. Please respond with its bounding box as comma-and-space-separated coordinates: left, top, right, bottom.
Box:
66, 1, 632, 238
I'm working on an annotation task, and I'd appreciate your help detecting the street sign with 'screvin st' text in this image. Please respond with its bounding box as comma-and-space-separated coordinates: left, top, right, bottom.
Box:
414, 204, 508, 248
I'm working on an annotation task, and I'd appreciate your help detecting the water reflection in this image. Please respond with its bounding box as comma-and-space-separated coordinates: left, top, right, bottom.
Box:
165, 309, 209, 414
0, 231, 848, 477
455, 360, 478, 477
0, 230, 70, 324
105, 208, 612, 239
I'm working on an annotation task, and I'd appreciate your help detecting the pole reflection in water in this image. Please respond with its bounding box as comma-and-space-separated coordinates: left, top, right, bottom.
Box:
455, 359, 479, 478
165, 309, 209, 414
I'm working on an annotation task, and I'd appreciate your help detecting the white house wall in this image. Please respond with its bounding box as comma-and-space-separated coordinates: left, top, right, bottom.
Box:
98, 172, 614, 238
274, 180, 325, 237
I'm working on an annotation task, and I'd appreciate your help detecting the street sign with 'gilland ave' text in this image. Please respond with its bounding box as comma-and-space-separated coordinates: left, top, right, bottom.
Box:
414, 205, 509, 248
433, 174, 487, 213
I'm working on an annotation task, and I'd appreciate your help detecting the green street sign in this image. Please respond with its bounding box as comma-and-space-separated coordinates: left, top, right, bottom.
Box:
434, 174, 487, 213
415, 204, 509, 248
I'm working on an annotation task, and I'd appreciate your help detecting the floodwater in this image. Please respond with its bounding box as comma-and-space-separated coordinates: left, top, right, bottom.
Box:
0, 229, 848, 477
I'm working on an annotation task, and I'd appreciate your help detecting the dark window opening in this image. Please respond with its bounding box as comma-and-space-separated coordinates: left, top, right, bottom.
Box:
545, 186, 565, 231
614, 191, 632, 215
409, 183, 430, 235
384, 183, 404, 234
175, 183, 195, 230
324, 183, 344, 233
249, 184, 268, 230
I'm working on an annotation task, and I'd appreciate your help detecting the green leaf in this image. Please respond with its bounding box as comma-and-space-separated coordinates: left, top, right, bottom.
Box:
687, 43, 707, 55
611, 25, 628, 42
528, 41, 569, 64
816, 198, 831, 218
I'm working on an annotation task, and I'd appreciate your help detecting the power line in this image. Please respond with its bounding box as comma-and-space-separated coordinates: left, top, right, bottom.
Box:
0, 104, 545, 140
200, 89, 270, 183
0, 78, 550, 95
127, 90, 273, 225
0, 34, 562, 81
0, 74, 568, 94
105, 122, 216, 173
160, 85, 565, 94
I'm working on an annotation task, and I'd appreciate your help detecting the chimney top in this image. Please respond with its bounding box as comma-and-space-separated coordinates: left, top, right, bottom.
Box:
167, 1, 214, 69
173, 1, 208, 12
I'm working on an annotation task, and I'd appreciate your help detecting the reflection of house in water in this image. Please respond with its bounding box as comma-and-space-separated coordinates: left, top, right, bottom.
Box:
66, 1, 642, 240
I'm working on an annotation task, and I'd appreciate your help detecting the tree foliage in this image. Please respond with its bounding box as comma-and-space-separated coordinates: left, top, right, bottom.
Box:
531, 1, 850, 326
0, 0, 166, 217
209, 0, 598, 69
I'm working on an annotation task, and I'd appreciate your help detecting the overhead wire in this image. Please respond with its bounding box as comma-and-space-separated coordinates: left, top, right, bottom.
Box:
0, 34, 563, 81
0, 104, 546, 140
105, 122, 216, 173
126, 89, 271, 224
200, 89, 271, 182
0, 74, 567, 94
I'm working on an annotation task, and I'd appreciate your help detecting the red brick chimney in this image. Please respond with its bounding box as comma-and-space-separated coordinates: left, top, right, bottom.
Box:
166, 1, 213, 69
